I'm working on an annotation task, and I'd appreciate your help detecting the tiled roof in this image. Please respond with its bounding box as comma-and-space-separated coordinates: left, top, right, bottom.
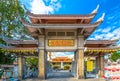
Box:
4, 39, 38, 45
27, 11, 96, 20
51, 57, 72, 62
85, 40, 117, 45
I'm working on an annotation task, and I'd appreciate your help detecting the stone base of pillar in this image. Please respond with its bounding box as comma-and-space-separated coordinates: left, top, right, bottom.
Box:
38, 76, 46, 80
99, 70, 104, 77
76, 75, 84, 79
79, 76, 84, 79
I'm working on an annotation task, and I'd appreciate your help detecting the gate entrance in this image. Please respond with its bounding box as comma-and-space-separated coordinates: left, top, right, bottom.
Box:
37, 28, 85, 79
47, 52, 74, 79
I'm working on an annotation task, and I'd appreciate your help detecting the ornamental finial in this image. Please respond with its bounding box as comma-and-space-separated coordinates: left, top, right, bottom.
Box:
91, 4, 99, 14
96, 13, 105, 22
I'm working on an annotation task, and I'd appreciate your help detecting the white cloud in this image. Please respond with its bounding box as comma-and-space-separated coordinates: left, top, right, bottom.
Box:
102, 27, 111, 33
30, 0, 61, 14
112, 28, 120, 35
30, 0, 53, 14
107, 16, 114, 20
105, 33, 114, 38
93, 29, 120, 40
51, 0, 58, 3
111, 36, 119, 40
87, 37, 96, 40
50, 2, 61, 11
93, 28, 102, 33
91, 26, 120, 40
94, 34, 105, 40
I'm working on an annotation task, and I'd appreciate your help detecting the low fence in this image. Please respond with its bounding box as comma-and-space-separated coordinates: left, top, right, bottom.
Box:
0, 65, 14, 79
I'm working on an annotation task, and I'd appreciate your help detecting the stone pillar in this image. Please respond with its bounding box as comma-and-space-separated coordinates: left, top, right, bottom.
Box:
99, 54, 104, 77
18, 55, 23, 79
74, 52, 77, 77
22, 57, 26, 78
38, 35, 46, 79
96, 55, 100, 77
76, 35, 84, 79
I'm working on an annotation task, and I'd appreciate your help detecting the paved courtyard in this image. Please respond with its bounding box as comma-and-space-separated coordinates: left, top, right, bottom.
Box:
22, 70, 105, 81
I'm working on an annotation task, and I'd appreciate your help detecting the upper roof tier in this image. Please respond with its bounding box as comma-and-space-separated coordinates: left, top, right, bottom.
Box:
22, 15, 103, 39
22, 5, 104, 39
26, 5, 100, 24
27, 11, 96, 24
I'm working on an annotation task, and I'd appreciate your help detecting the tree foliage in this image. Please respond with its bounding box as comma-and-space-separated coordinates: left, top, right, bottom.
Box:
0, 49, 16, 64
26, 57, 38, 67
0, 0, 29, 64
109, 51, 120, 62
0, 0, 28, 39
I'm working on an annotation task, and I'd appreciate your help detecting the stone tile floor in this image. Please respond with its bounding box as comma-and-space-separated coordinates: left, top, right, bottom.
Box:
0, 70, 105, 81
22, 70, 105, 81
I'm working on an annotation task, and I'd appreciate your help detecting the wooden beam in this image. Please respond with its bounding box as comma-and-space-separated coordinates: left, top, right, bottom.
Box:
80, 28, 85, 34
37, 28, 42, 34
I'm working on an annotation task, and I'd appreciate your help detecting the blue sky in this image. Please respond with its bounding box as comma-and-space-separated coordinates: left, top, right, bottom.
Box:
20, 0, 120, 57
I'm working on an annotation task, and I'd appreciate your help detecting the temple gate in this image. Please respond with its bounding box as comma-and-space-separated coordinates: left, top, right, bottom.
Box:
21, 5, 104, 79
3, 5, 120, 80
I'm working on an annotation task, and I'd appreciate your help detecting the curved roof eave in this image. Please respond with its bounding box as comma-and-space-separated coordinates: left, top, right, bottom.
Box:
26, 11, 97, 20
22, 20, 102, 29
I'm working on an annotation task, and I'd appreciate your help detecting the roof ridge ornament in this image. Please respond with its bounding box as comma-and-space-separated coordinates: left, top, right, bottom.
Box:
96, 13, 105, 22
91, 4, 99, 14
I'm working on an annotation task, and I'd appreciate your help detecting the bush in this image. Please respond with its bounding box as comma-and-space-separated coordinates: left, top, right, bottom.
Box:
64, 65, 70, 70
53, 65, 60, 69
109, 52, 120, 62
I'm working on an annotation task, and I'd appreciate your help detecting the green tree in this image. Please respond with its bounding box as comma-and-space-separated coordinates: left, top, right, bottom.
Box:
26, 57, 38, 67
109, 51, 120, 62
0, 49, 16, 64
0, 0, 28, 39
0, 0, 29, 64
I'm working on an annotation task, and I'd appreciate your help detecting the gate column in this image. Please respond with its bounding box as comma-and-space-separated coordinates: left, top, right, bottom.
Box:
99, 54, 104, 77
76, 35, 84, 79
18, 55, 25, 79
38, 35, 46, 79
96, 55, 100, 77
